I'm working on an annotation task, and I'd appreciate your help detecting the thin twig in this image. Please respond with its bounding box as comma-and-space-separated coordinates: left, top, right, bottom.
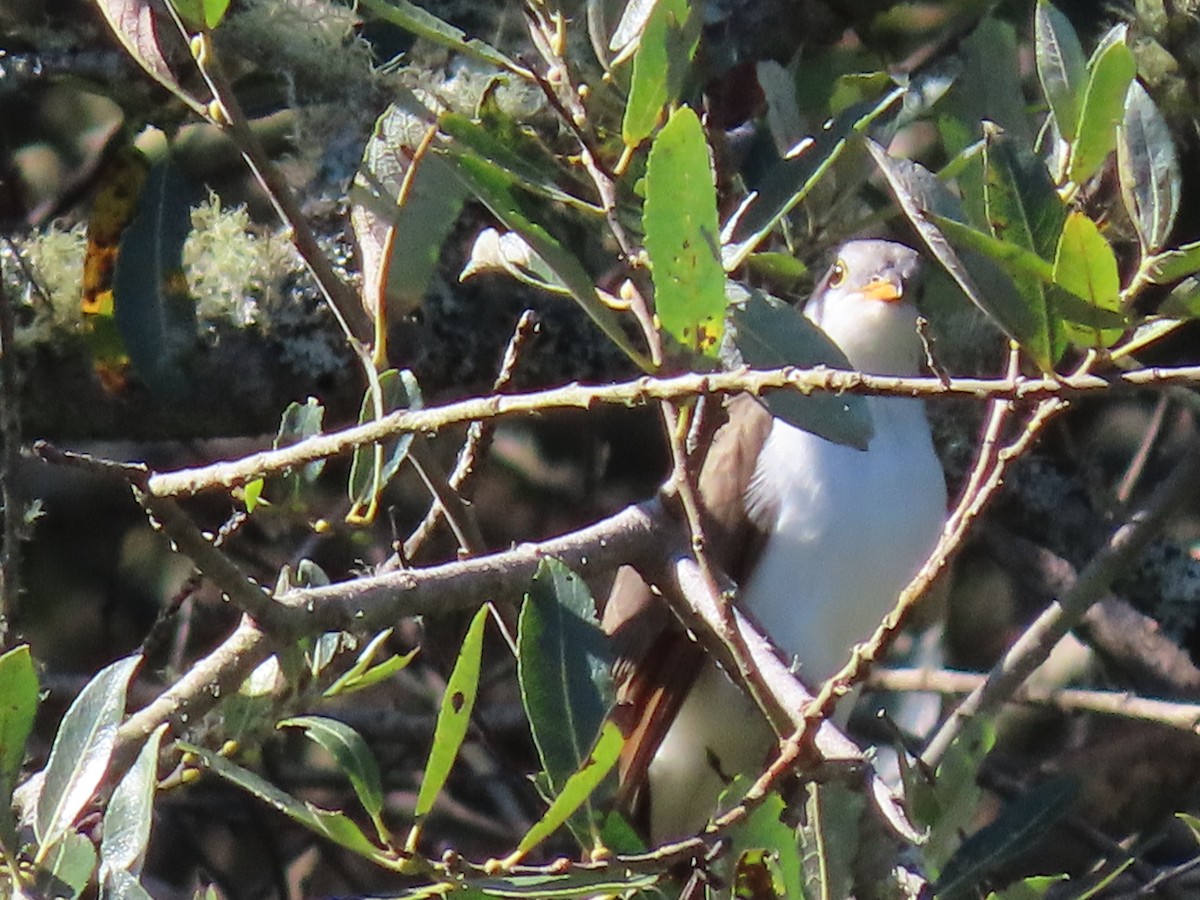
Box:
1115, 392, 1170, 506
400, 310, 539, 563
920, 436, 1200, 769
143, 364, 1200, 499
867, 667, 1200, 733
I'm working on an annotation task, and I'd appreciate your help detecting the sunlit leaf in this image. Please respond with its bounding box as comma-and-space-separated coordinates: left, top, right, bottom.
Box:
274, 397, 325, 483
1034, 1, 1087, 142
180, 742, 385, 858
506, 720, 624, 863
622, 0, 699, 147
100, 723, 166, 881
36, 655, 141, 853
644, 106, 725, 359
1118, 81, 1180, 254
347, 369, 422, 522
1053, 211, 1125, 347
278, 716, 384, 820
800, 782, 861, 900
33, 830, 96, 900
324, 629, 419, 697
1067, 26, 1136, 184
356, 0, 528, 76
0, 645, 39, 821
414, 605, 490, 819
447, 151, 652, 370
866, 140, 1049, 368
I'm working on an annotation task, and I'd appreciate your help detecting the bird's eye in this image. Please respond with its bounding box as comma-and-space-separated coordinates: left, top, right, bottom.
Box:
829, 260, 847, 287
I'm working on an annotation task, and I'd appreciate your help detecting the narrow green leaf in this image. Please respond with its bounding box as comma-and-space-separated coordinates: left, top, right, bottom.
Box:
347, 369, 422, 519
903, 716, 995, 877
1053, 211, 1125, 348
987, 874, 1069, 900
927, 214, 1055, 284
324, 628, 419, 697
279, 716, 384, 819
622, 0, 699, 147
469, 869, 661, 898
179, 742, 384, 858
1118, 80, 1180, 253
1160, 277, 1200, 318
1034, 1, 1087, 142
644, 107, 725, 358
725, 285, 872, 450
448, 152, 652, 370
100, 723, 166, 879
518, 559, 613, 794
866, 140, 1050, 368
0, 645, 39, 812
105, 868, 157, 900
36, 655, 141, 853
1067, 28, 1136, 184
356, 0, 529, 77
414, 605, 489, 819
722, 94, 901, 271
112, 160, 199, 399
1146, 240, 1200, 285
170, 0, 231, 29
510, 720, 624, 860
943, 18, 1030, 144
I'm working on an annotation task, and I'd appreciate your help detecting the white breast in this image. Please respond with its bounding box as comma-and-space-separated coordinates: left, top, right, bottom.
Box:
742, 395, 947, 683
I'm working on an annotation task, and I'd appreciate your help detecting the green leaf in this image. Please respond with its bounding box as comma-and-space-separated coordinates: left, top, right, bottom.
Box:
866, 140, 1050, 369
1067, 26, 1136, 184
722, 94, 901, 271
347, 368, 422, 520
356, 0, 528, 76
33, 830, 96, 900
943, 18, 1030, 144
904, 716, 995, 877
725, 780, 803, 900
0, 645, 39, 815
467, 869, 661, 898
278, 716, 384, 820
325, 628, 419, 697
518, 559, 614, 794
987, 874, 1069, 900
414, 605, 489, 819
112, 160, 199, 400
1034, 1, 1087, 142
927, 214, 1055, 285
180, 742, 385, 858
1118, 80, 1180, 253
935, 777, 1078, 900
982, 125, 1066, 262
447, 151, 652, 371
100, 723, 166, 881
622, 0, 699, 147
644, 107, 725, 359
170, 0, 231, 29
1146, 240, 1200, 285
1053, 211, 1125, 348
509, 720, 624, 861
725, 284, 872, 450
36, 654, 141, 853
105, 869, 157, 900
1160, 277, 1200, 318
274, 397, 326, 482
351, 104, 469, 319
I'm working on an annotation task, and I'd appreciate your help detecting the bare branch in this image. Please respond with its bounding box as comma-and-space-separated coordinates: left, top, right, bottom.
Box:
145, 363, 1200, 498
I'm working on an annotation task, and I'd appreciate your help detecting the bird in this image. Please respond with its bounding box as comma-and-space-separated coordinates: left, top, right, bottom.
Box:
603, 239, 948, 842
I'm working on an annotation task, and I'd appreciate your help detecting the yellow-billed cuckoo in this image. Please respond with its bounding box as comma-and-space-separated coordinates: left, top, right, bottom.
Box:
604, 239, 948, 841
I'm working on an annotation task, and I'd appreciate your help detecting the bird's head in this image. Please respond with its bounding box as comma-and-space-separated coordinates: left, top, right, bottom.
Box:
802, 239, 925, 376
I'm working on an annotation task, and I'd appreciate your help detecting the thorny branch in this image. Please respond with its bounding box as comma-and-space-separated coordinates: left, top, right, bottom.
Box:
144, 362, 1200, 498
